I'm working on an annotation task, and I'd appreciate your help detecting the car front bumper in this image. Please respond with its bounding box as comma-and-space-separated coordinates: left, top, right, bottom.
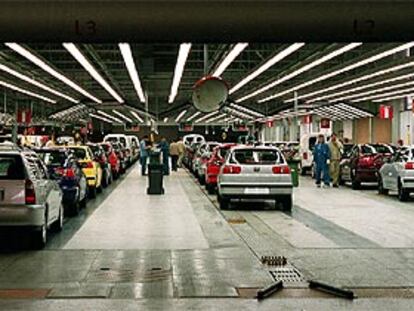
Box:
0, 204, 45, 227
356, 169, 378, 183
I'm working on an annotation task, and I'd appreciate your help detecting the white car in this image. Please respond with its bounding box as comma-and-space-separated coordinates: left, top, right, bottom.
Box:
217, 146, 293, 211
127, 135, 140, 162
378, 146, 414, 201
183, 134, 205, 147
300, 133, 329, 175
0, 144, 64, 249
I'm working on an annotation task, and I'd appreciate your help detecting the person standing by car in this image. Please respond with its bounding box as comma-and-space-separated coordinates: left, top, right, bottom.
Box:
177, 137, 185, 168
313, 134, 331, 188
328, 133, 342, 188
140, 135, 150, 176
169, 139, 179, 172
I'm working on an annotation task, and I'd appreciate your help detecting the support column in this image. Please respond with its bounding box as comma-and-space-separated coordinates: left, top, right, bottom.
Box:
391, 99, 402, 144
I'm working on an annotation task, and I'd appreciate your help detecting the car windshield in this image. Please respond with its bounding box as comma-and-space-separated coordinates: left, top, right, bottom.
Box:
232, 149, 282, 165
0, 155, 25, 179
373, 144, 393, 154
361, 145, 377, 154
68, 148, 87, 160
36, 151, 66, 166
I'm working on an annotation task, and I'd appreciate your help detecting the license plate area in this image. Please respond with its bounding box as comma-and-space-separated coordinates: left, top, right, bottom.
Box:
244, 187, 269, 195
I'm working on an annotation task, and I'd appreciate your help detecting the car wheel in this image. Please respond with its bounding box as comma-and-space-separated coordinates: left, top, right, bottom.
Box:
51, 203, 64, 232
89, 186, 97, 199
32, 211, 47, 249
279, 195, 292, 211
398, 181, 409, 202
199, 175, 205, 185
300, 167, 307, 176
378, 177, 389, 195
217, 194, 230, 210
206, 184, 215, 195
79, 192, 87, 209
351, 171, 361, 190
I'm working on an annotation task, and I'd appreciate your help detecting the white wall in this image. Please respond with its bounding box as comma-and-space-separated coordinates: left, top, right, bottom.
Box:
400, 111, 413, 145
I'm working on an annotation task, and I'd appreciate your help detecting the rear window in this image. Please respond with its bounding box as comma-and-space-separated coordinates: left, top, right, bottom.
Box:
69, 148, 87, 160
0, 155, 25, 179
361, 145, 377, 155
373, 144, 394, 154
37, 151, 67, 166
231, 149, 283, 165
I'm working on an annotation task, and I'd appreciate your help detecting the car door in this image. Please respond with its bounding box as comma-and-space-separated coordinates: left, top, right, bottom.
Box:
36, 159, 60, 223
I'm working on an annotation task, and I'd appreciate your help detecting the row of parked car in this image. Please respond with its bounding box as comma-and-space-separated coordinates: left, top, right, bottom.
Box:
0, 134, 139, 249
182, 134, 294, 211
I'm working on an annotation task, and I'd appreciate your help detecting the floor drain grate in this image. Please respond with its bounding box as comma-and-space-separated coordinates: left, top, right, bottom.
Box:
261, 256, 287, 266
269, 267, 306, 283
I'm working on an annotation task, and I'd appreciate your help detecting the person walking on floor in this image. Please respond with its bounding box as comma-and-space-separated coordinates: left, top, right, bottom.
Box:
177, 137, 185, 168
158, 137, 170, 176
313, 134, 331, 188
169, 139, 179, 172
140, 135, 150, 176
328, 133, 343, 188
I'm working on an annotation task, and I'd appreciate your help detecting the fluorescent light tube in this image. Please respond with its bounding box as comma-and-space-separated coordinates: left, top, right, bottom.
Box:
163, 117, 169, 123
230, 43, 305, 94
373, 94, 414, 102
97, 110, 124, 123
63, 43, 124, 103
90, 113, 113, 123
351, 86, 414, 102
0, 64, 79, 103
130, 110, 144, 123
237, 43, 362, 103
212, 43, 248, 77
0, 80, 56, 103
5, 43, 102, 103
119, 43, 145, 103
285, 61, 414, 103
258, 42, 414, 103
112, 109, 133, 123
175, 110, 187, 122
187, 111, 201, 121
168, 43, 191, 104
306, 72, 414, 103
195, 111, 220, 123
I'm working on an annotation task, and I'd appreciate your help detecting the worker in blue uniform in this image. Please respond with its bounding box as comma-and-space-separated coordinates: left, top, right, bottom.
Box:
313, 134, 331, 188
158, 137, 170, 176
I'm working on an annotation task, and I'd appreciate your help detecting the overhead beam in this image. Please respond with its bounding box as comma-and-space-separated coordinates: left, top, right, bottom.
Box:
0, 1, 414, 42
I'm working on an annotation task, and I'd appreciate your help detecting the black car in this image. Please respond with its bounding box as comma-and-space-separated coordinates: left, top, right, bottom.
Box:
34, 148, 88, 216
86, 143, 112, 187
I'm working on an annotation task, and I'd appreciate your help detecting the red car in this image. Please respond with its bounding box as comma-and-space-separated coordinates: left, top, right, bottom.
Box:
340, 144, 394, 189
100, 142, 121, 179
204, 143, 237, 194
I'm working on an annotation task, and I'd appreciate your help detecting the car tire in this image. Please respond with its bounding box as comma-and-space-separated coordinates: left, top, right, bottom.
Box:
279, 195, 292, 211
351, 171, 361, 190
79, 192, 87, 209
218, 194, 230, 210
199, 175, 205, 185
300, 167, 307, 176
206, 184, 215, 195
89, 186, 97, 199
378, 177, 389, 195
67, 201, 80, 217
32, 210, 47, 250
51, 203, 64, 232
398, 181, 409, 202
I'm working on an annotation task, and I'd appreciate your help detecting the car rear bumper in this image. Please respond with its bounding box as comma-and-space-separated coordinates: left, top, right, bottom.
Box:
86, 176, 97, 186
0, 204, 45, 227
402, 178, 414, 190
219, 183, 293, 197
356, 169, 378, 182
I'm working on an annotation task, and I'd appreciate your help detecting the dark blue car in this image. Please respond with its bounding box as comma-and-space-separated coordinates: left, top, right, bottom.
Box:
34, 148, 88, 216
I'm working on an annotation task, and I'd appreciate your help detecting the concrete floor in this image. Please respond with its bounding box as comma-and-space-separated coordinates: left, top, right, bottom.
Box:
0, 165, 414, 309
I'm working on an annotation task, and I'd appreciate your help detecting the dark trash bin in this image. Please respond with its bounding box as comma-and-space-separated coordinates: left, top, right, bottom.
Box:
287, 159, 300, 187
147, 163, 165, 195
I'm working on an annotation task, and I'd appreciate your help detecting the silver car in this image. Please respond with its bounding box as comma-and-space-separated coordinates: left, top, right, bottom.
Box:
217, 146, 293, 210
0, 145, 63, 248
378, 147, 414, 201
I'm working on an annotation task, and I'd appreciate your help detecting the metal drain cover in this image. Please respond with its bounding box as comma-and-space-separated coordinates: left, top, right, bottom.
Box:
269, 267, 305, 283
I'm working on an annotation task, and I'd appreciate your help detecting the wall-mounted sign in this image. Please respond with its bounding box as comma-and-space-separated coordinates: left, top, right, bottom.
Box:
320, 118, 330, 129
379, 105, 393, 119
17, 109, 32, 125
303, 115, 312, 124
232, 120, 248, 132
179, 122, 194, 132
125, 123, 140, 132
